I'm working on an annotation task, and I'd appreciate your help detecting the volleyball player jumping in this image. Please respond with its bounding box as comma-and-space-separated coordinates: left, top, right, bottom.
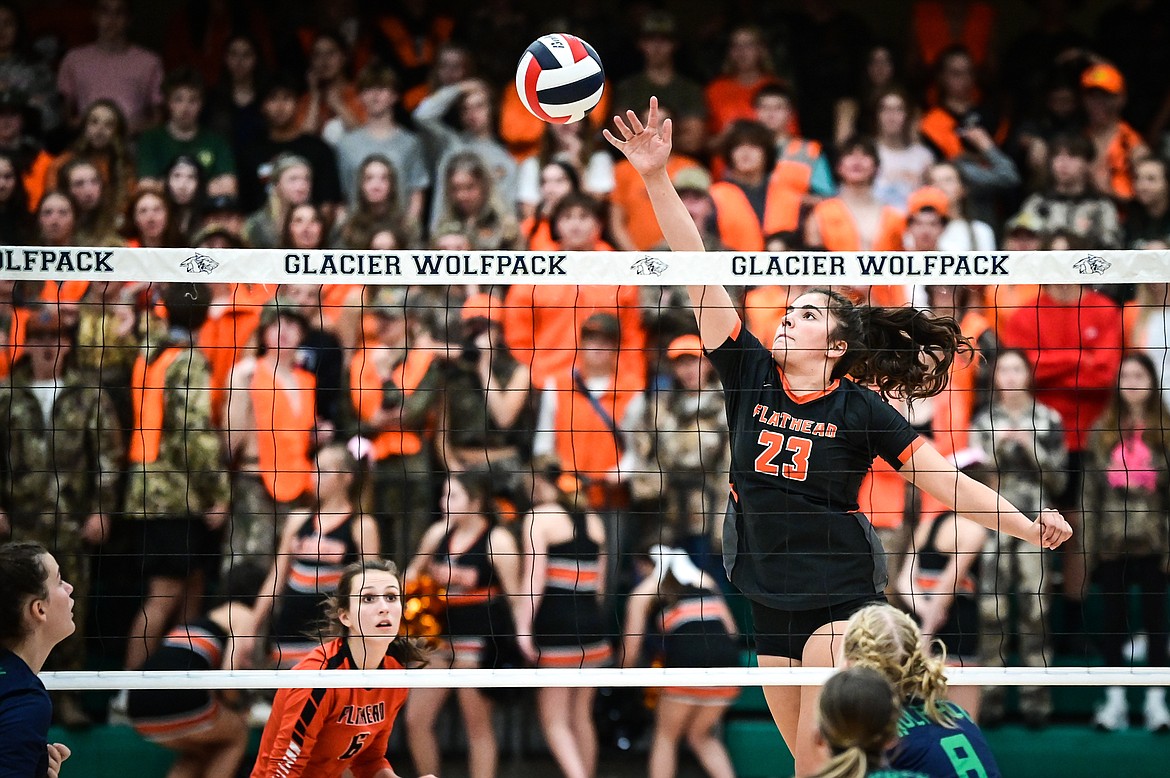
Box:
603, 98, 1072, 772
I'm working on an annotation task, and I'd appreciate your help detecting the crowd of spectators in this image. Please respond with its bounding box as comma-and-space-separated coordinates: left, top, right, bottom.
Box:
1, 0, 1170, 763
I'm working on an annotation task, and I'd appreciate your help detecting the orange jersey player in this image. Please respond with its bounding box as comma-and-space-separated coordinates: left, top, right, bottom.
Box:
251, 560, 434, 778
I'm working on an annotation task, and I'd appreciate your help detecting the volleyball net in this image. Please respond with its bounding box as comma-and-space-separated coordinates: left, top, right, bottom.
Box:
3, 246, 1169, 696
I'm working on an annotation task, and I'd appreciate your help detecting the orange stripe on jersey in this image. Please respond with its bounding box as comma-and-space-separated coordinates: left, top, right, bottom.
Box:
915, 572, 976, 596
662, 685, 740, 701
163, 627, 223, 668
537, 642, 613, 668
133, 700, 219, 741
444, 587, 498, 606
661, 599, 731, 634
898, 437, 925, 465
546, 563, 601, 589
288, 563, 344, 592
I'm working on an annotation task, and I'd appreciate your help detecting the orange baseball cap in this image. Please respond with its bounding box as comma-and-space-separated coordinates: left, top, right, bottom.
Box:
666, 333, 704, 360
461, 293, 503, 323
1081, 63, 1124, 95
906, 186, 950, 219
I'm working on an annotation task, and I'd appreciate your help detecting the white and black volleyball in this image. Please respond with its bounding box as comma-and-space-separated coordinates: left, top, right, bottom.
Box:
515, 33, 605, 124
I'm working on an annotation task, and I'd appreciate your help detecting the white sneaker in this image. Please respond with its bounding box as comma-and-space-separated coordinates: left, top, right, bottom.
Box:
247, 699, 274, 728
1125, 633, 1149, 665
107, 689, 131, 726
1093, 694, 1129, 732
1145, 695, 1170, 733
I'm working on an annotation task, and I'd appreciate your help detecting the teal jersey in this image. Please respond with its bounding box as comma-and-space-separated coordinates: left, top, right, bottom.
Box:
890, 700, 1001, 778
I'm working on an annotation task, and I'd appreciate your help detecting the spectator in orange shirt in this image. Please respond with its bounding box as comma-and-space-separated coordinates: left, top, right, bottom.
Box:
349, 287, 445, 566
196, 239, 267, 428
224, 299, 325, 580
503, 277, 647, 394
919, 46, 1000, 162
610, 104, 702, 252
296, 32, 365, 143
806, 136, 905, 255
704, 26, 781, 144
1081, 62, 1149, 202
0, 91, 51, 210
754, 84, 836, 204
909, 0, 997, 76
532, 312, 647, 516
708, 120, 801, 252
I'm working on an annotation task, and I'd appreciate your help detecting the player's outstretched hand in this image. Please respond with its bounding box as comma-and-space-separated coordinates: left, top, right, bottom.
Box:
1036, 508, 1072, 549
602, 96, 672, 177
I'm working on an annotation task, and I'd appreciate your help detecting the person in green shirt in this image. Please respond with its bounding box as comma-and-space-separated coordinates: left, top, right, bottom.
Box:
137, 67, 236, 198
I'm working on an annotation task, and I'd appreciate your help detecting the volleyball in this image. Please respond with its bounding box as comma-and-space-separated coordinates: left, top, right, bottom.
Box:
515, 33, 605, 124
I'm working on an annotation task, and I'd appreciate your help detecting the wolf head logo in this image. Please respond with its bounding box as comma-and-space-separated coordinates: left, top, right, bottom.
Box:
1072, 254, 1110, 275
181, 253, 219, 274
632, 256, 668, 276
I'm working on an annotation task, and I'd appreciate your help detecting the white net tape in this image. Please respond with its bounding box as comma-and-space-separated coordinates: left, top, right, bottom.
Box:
0, 246, 1167, 284
40, 666, 1170, 691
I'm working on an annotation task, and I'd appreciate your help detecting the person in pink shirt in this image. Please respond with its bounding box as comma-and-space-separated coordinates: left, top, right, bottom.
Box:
56, 0, 163, 135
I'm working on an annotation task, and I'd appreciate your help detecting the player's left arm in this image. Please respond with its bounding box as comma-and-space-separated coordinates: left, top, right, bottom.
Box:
900, 441, 1071, 549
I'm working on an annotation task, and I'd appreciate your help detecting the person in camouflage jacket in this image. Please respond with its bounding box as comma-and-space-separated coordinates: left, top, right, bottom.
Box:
121, 283, 230, 672
969, 348, 1067, 726
631, 334, 730, 560
0, 305, 122, 725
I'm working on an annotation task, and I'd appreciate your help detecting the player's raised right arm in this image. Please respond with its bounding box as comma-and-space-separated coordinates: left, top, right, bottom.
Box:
603, 97, 737, 350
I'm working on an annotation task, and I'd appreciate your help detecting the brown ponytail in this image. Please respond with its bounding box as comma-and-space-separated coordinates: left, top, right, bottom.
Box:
809, 666, 902, 778
811, 288, 972, 401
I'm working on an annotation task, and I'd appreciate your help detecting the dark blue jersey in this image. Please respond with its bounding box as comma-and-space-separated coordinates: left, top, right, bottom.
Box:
0, 648, 51, 778
707, 323, 921, 609
890, 700, 1001, 778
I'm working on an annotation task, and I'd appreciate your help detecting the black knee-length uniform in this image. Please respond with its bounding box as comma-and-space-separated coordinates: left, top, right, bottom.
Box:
532, 509, 613, 667
127, 618, 228, 740
707, 323, 922, 609
435, 524, 510, 665
915, 512, 981, 660
271, 513, 360, 664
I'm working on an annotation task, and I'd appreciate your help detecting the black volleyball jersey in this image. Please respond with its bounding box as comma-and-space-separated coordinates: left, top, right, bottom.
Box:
708, 322, 921, 609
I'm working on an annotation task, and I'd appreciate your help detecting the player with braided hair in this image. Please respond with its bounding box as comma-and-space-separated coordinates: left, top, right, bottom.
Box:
810, 666, 928, 778
842, 604, 1000, 777
604, 97, 1070, 772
